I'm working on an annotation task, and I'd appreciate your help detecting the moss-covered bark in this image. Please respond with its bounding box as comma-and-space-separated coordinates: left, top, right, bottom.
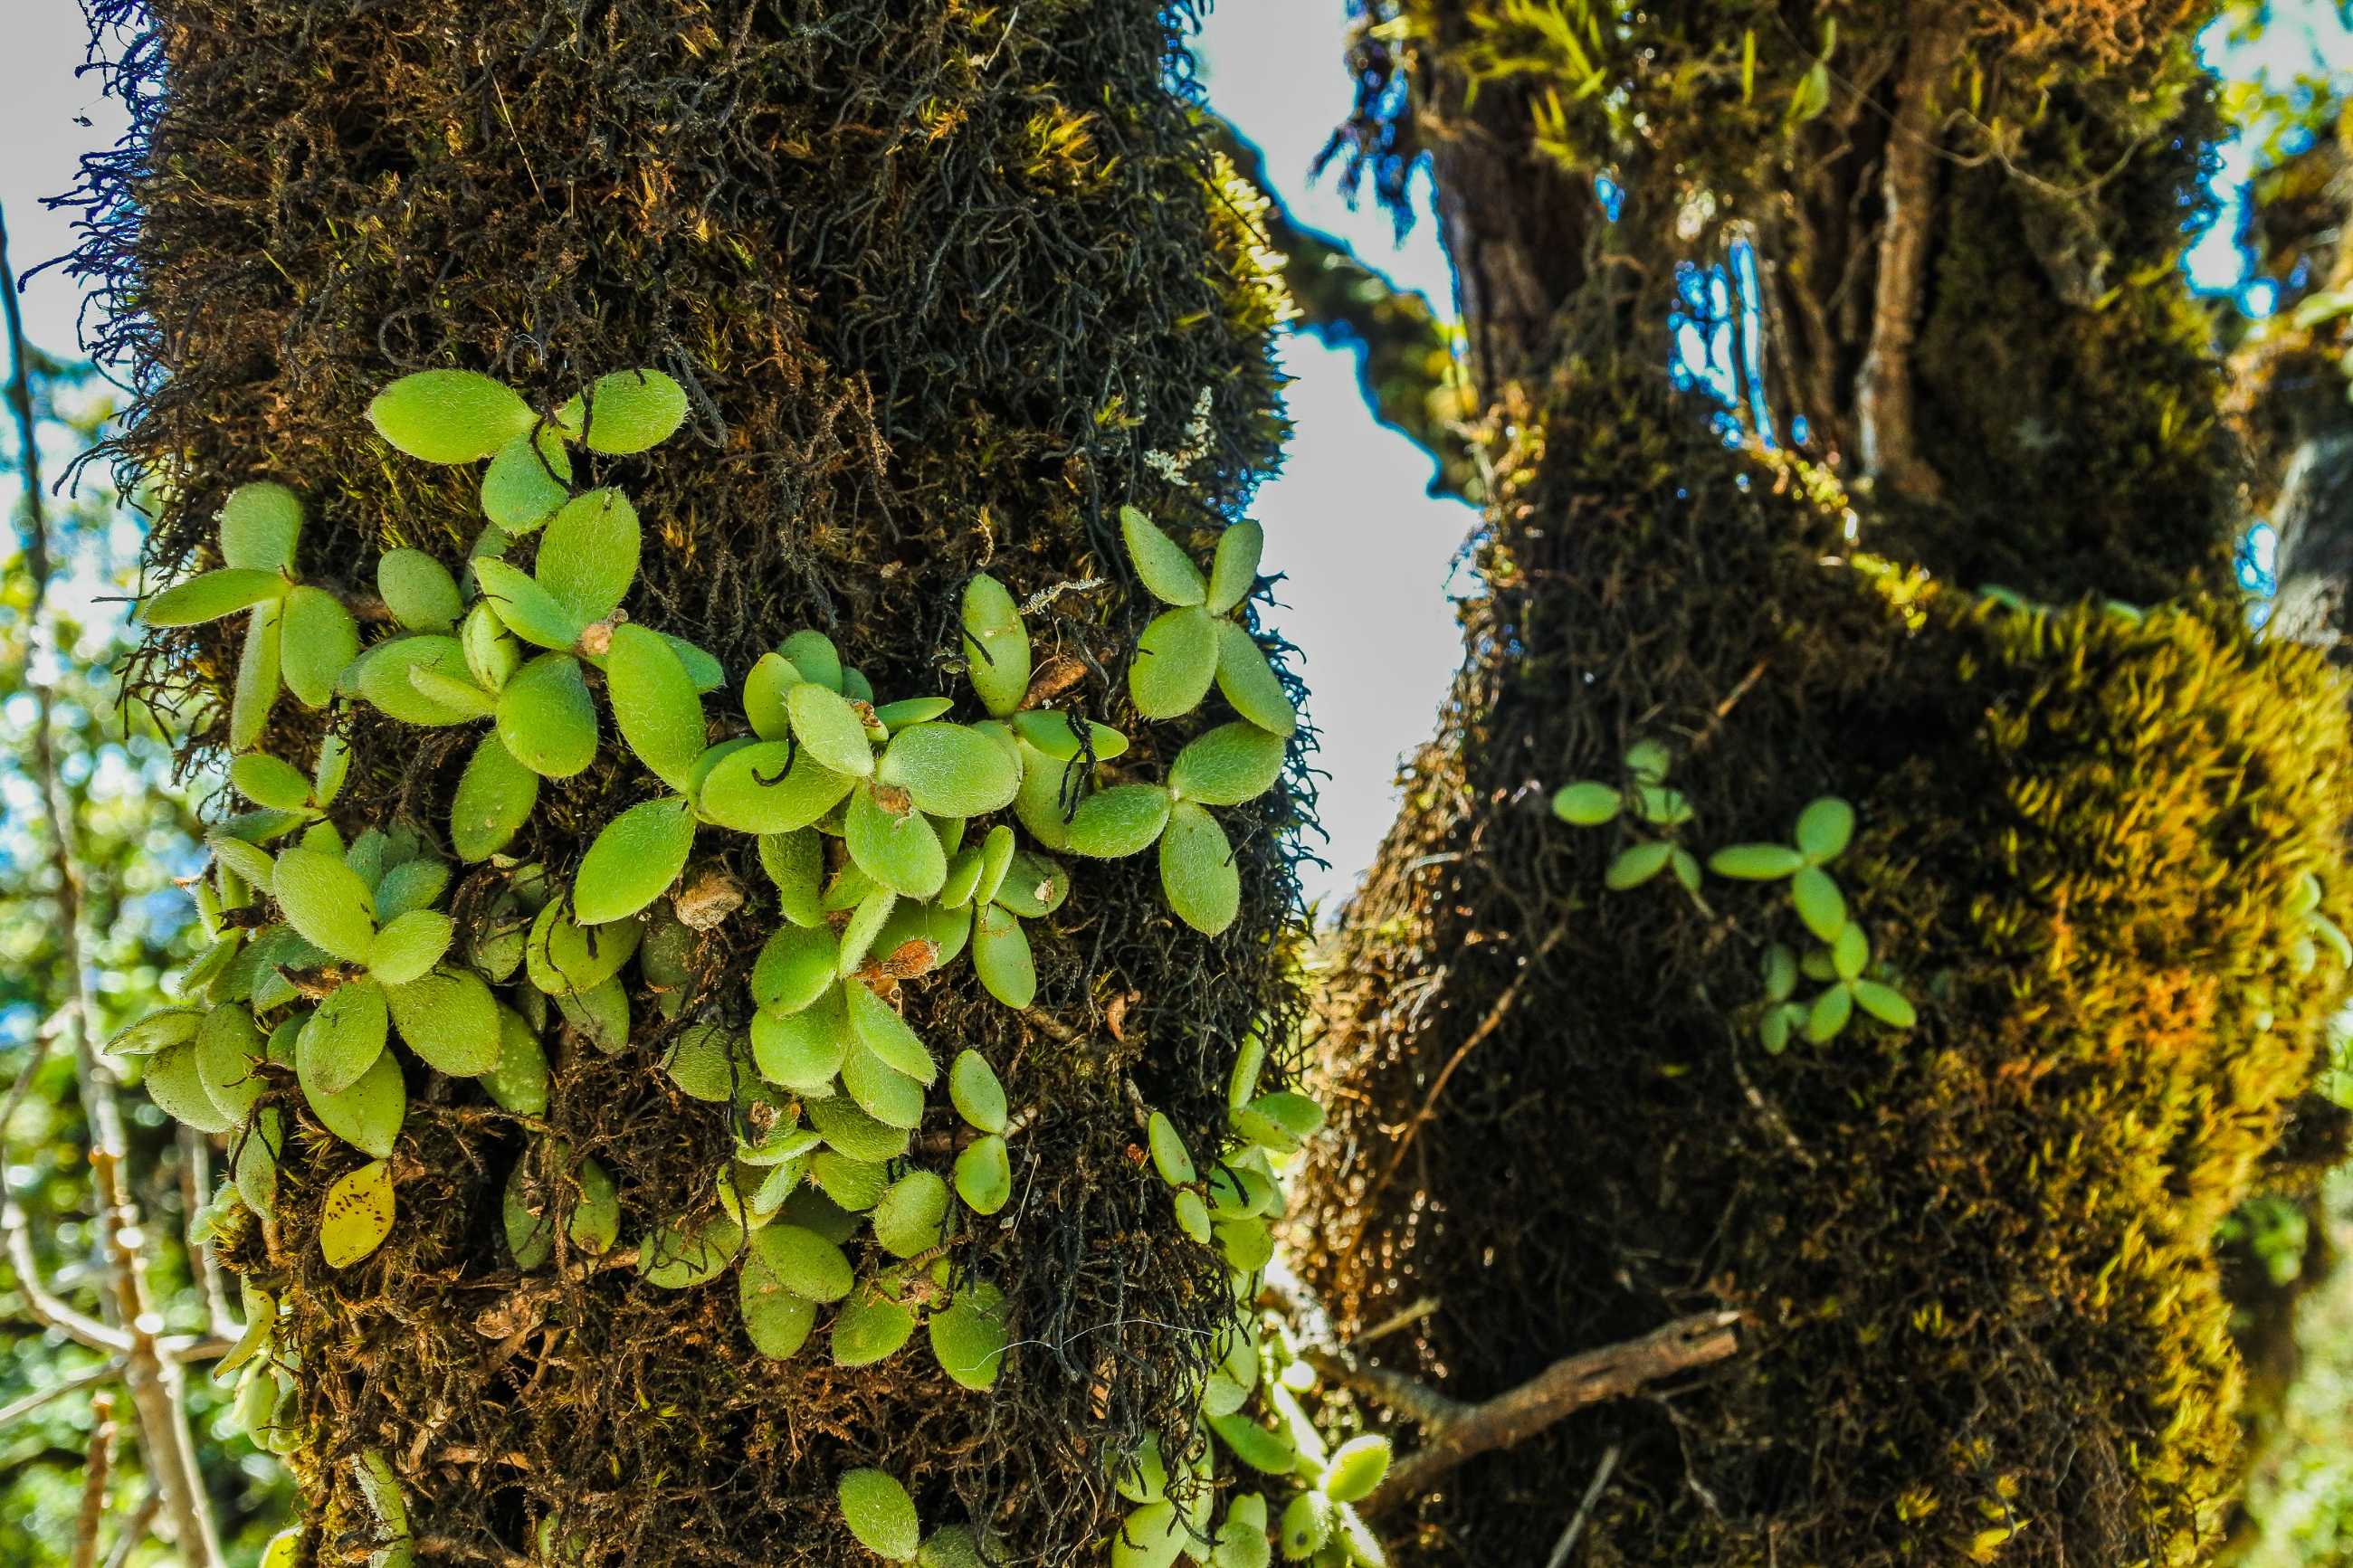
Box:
1302, 3, 2353, 1563
72, 2, 1299, 1562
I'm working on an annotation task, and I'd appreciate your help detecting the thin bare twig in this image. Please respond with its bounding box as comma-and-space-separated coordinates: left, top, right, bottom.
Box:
1262, 1263, 1471, 1431
1543, 1443, 1623, 1568
100, 1491, 160, 1568
71, 1391, 118, 1568
0, 1358, 123, 1427
4, 203, 224, 1567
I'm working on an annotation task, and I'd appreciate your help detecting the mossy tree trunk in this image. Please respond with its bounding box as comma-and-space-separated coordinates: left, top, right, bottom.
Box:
72, 2, 1300, 1563
1303, 4, 2353, 1564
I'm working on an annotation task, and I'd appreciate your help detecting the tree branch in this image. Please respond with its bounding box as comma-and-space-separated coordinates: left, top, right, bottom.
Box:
4, 203, 224, 1568
1263, 1263, 1741, 1517
1209, 119, 1478, 502
1360, 1309, 1741, 1516
1855, 13, 1964, 501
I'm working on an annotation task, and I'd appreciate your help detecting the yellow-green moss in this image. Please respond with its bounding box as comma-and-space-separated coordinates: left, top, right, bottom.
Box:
1305, 354, 2353, 1566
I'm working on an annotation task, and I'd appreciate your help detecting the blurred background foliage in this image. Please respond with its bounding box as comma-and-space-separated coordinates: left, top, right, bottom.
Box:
1, 341, 292, 1563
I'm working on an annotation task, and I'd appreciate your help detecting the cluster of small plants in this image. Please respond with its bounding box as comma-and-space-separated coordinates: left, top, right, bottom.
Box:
110, 365, 1307, 1562
1551, 740, 1917, 1050
1096, 1035, 1392, 1568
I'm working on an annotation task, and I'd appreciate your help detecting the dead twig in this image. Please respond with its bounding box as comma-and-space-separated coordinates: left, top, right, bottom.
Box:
1363, 1310, 1741, 1516
1542, 1443, 1623, 1568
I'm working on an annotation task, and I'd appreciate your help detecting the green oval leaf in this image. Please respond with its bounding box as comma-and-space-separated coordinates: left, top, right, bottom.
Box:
229, 602, 282, 752
1169, 722, 1285, 807
948, 1050, 1007, 1134
846, 784, 948, 899
1791, 866, 1847, 943
752, 925, 843, 1014
140, 567, 286, 628
738, 1255, 820, 1360
367, 369, 534, 464
1796, 796, 1855, 862
954, 1134, 1013, 1214
386, 968, 502, 1076
1852, 979, 1917, 1028
1213, 620, 1297, 737
1120, 505, 1206, 607
377, 548, 462, 632
1129, 605, 1218, 719
787, 682, 876, 777
1159, 800, 1240, 936
972, 904, 1037, 1009
929, 1280, 1009, 1391
872, 1170, 950, 1258
961, 574, 1031, 717
273, 847, 376, 963
700, 741, 855, 833
558, 369, 689, 455
219, 481, 304, 571
1067, 784, 1172, 859
778, 630, 843, 694
1707, 842, 1805, 880
496, 653, 599, 778
368, 910, 454, 986
301, 1044, 405, 1159
1805, 983, 1854, 1042
279, 585, 360, 708
143, 1041, 235, 1133
297, 980, 390, 1098
845, 980, 938, 1084
1008, 708, 1129, 763
575, 796, 696, 925
639, 1213, 744, 1288
837, 1468, 920, 1562
1551, 781, 1623, 826
452, 733, 540, 862
538, 489, 640, 625
471, 557, 586, 652
831, 1290, 918, 1369
842, 1044, 927, 1130
752, 984, 850, 1092
355, 633, 478, 727
1206, 520, 1263, 616
877, 722, 1023, 817
524, 897, 642, 994
479, 429, 573, 533
231, 753, 312, 813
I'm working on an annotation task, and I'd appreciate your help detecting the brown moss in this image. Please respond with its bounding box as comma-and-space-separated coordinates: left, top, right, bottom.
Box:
69, 1, 1304, 1563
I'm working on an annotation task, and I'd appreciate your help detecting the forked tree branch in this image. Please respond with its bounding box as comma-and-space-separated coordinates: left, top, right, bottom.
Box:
1263, 1264, 1741, 1516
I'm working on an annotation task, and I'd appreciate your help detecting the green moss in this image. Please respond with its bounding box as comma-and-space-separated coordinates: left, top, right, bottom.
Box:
1304, 357, 2353, 1567
79, 1, 1302, 1563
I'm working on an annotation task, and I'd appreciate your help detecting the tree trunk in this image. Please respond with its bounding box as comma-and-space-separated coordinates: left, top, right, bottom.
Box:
71, 2, 1296, 1563
1304, 4, 2353, 1564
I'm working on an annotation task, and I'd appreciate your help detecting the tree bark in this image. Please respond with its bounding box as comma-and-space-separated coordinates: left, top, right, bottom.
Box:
72, 4, 1294, 1563
1302, 5, 2351, 1565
